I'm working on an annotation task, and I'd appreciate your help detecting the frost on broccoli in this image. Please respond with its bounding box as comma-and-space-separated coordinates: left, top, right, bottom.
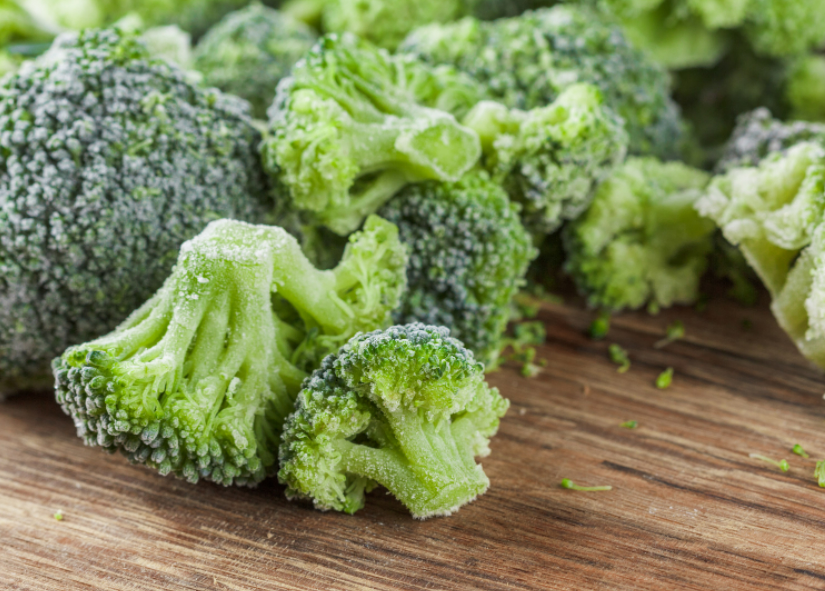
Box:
194, 4, 317, 119
54, 216, 408, 486
262, 33, 481, 236
718, 109, 825, 172
400, 6, 684, 159
564, 158, 714, 312
697, 142, 825, 367
378, 172, 536, 366
279, 324, 509, 519
463, 84, 628, 236
0, 29, 269, 393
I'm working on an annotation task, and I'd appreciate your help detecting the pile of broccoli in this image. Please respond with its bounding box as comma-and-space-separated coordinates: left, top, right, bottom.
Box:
0, 0, 824, 519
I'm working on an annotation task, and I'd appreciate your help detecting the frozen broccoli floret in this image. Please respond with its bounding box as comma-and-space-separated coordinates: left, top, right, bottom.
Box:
193, 4, 317, 119
279, 323, 509, 518
564, 158, 714, 312
54, 216, 408, 486
378, 172, 536, 365
262, 33, 481, 236
697, 142, 825, 367
718, 108, 825, 172
463, 84, 628, 235
0, 29, 269, 393
787, 55, 825, 124
400, 6, 684, 159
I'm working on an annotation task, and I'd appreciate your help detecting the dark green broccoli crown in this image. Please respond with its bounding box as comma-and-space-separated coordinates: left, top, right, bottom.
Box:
378, 172, 536, 365
400, 5, 684, 159
0, 28, 268, 392
279, 323, 509, 517
719, 108, 825, 172
194, 3, 317, 118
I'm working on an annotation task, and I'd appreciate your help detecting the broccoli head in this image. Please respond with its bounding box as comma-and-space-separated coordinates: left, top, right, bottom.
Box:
564, 158, 714, 312
54, 216, 408, 486
279, 323, 509, 518
193, 4, 317, 119
378, 172, 537, 366
262, 33, 482, 236
0, 29, 269, 393
400, 6, 684, 159
697, 143, 825, 367
718, 108, 825, 172
463, 84, 629, 236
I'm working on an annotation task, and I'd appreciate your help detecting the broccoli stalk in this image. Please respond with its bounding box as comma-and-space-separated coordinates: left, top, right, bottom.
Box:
462, 84, 629, 236
54, 216, 408, 487
263, 33, 481, 236
279, 324, 509, 518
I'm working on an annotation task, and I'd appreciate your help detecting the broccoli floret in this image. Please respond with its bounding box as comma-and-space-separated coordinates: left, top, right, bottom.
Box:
193, 4, 317, 119
0, 29, 269, 393
54, 216, 408, 486
400, 6, 684, 159
463, 84, 628, 236
564, 158, 714, 312
377, 172, 536, 365
697, 142, 825, 367
279, 323, 509, 518
262, 33, 481, 236
718, 108, 825, 172
787, 55, 825, 124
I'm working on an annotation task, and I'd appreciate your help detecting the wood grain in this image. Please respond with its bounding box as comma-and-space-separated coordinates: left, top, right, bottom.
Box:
3, 289, 825, 591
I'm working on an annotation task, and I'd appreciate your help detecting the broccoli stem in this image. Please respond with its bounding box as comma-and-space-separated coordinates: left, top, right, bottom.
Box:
319, 170, 409, 235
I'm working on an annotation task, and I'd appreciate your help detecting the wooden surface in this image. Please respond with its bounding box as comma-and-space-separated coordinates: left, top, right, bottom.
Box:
4, 289, 825, 590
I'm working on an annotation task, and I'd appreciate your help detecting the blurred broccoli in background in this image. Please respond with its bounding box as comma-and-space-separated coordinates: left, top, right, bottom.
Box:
54, 217, 407, 486
400, 5, 684, 160
262, 33, 481, 237
194, 3, 316, 119
0, 29, 269, 393
378, 172, 536, 366
463, 84, 628, 236
564, 158, 714, 312
279, 324, 509, 518
786, 55, 825, 124
697, 142, 825, 368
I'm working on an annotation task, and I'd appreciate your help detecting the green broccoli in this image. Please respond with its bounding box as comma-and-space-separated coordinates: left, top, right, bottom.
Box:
400, 6, 684, 159
787, 55, 825, 124
697, 142, 825, 368
377, 172, 536, 365
279, 323, 509, 518
54, 216, 408, 486
0, 29, 269, 394
193, 4, 317, 119
463, 83, 628, 236
564, 158, 714, 312
262, 33, 481, 236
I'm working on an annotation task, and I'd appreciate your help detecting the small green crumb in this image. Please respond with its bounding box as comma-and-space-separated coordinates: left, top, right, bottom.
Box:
815, 461, 825, 487
619, 420, 638, 429
750, 453, 790, 472
560, 478, 612, 491
655, 367, 674, 389
608, 344, 630, 373
654, 320, 684, 349
793, 444, 810, 458
53, 510, 63, 521
589, 311, 611, 340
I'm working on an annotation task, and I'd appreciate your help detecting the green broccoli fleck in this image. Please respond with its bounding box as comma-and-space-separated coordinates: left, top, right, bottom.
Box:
193, 4, 317, 119
619, 420, 638, 429
589, 311, 612, 341
749, 453, 790, 473
564, 158, 715, 313
655, 367, 674, 389
54, 216, 407, 487
53, 510, 63, 521
400, 6, 684, 159
378, 171, 536, 365
815, 460, 825, 487
793, 444, 810, 458
654, 321, 685, 349
609, 344, 630, 373
262, 33, 481, 236
0, 28, 269, 395
560, 478, 612, 492
279, 323, 510, 518
462, 84, 629, 236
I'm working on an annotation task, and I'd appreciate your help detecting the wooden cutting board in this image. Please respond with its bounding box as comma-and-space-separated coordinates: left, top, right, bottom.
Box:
3, 289, 825, 591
